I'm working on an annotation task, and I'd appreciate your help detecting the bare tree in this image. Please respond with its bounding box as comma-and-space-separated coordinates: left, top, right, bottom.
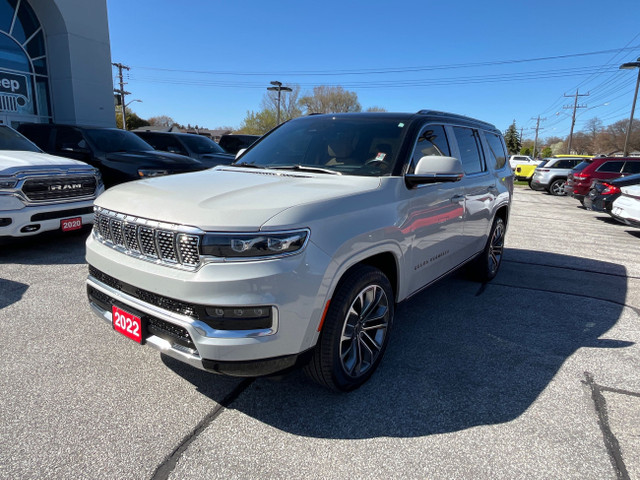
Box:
299, 86, 361, 114
148, 115, 175, 127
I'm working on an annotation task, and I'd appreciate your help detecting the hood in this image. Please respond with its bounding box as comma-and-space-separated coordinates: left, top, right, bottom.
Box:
95, 167, 381, 230
198, 153, 235, 167
0, 150, 94, 174
105, 150, 203, 167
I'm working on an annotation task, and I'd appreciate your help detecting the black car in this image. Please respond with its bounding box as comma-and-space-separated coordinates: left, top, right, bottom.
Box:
217, 134, 260, 155
134, 131, 234, 168
584, 173, 640, 212
17, 124, 206, 187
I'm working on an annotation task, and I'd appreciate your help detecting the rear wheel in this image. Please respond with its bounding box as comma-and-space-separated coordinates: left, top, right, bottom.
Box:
549, 178, 567, 196
304, 265, 394, 392
470, 216, 505, 282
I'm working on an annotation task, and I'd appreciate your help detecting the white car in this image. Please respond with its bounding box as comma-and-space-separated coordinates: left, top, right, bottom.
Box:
86, 111, 513, 391
508, 155, 542, 170
0, 125, 103, 238
610, 184, 640, 228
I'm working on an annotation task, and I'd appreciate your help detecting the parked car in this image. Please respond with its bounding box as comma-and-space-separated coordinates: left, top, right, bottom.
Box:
514, 163, 539, 183
565, 157, 640, 203
584, 173, 640, 212
0, 124, 103, 238
17, 123, 207, 188
530, 157, 588, 195
508, 155, 541, 170
217, 134, 260, 155
610, 184, 640, 228
86, 110, 513, 392
134, 131, 234, 168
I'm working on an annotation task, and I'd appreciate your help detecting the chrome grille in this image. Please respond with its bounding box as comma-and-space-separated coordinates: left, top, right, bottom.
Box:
93, 208, 202, 269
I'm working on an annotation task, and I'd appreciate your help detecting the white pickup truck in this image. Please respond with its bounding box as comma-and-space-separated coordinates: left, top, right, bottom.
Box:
86, 111, 513, 391
0, 125, 103, 238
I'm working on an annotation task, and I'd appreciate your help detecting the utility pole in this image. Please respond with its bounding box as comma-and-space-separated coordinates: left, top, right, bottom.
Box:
267, 81, 292, 125
531, 116, 545, 158
112, 62, 131, 129
563, 89, 589, 154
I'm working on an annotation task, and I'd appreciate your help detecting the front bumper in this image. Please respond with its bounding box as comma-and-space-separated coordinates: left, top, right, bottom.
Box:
0, 194, 95, 237
85, 233, 332, 375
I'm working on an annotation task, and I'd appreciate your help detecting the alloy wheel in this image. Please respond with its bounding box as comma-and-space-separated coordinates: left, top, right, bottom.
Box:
339, 285, 390, 378
488, 219, 505, 275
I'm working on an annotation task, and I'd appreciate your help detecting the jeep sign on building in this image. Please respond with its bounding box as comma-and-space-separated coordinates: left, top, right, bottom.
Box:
0, 0, 114, 128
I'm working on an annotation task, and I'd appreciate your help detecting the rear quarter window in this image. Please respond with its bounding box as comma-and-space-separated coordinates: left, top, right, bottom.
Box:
483, 132, 507, 169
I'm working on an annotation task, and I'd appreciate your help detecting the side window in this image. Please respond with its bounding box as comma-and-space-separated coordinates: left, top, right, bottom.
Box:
452, 126, 485, 174
555, 160, 574, 169
596, 161, 624, 173
407, 125, 450, 173
484, 132, 507, 169
54, 127, 85, 152
623, 161, 640, 174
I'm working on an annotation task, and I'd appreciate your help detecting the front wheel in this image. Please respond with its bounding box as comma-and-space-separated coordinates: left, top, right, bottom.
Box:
304, 265, 394, 392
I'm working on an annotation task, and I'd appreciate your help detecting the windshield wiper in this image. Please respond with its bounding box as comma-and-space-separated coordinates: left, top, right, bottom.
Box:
270, 165, 342, 175
229, 162, 265, 169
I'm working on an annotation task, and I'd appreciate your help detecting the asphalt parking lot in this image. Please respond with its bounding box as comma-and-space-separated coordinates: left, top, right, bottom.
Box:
1, 186, 639, 480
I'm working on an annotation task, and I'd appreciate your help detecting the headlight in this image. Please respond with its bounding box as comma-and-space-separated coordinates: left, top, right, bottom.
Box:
138, 169, 169, 178
0, 177, 17, 189
201, 229, 309, 258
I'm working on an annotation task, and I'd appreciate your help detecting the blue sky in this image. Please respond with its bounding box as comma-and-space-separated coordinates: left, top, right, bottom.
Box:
107, 0, 640, 140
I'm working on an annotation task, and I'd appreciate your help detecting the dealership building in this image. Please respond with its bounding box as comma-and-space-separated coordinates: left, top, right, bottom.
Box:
0, 0, 114, 128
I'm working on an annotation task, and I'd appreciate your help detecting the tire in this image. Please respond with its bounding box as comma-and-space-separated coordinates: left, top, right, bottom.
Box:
471, 216, 505, 282
528, 178, 543, 191
549, 178, 567, 196
304, 265, 394, 392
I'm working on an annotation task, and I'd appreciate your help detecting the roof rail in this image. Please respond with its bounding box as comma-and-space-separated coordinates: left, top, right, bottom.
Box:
416, 110, 496, 129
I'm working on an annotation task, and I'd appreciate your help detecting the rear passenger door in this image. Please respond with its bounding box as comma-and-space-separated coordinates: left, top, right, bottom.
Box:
449, 126, 497, 257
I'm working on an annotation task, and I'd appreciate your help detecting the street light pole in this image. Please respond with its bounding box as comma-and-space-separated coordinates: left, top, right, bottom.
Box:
267, 81, 292, 125
620, 58, 640, 157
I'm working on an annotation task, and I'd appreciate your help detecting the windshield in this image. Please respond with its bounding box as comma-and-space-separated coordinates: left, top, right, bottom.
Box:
234, 115, 409, 176
84, 128, 153, 153
180, 135, 227, 154
0, 125, 41, 152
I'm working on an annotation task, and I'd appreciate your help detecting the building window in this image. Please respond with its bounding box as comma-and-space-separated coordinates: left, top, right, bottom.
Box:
0, 0, 50, 119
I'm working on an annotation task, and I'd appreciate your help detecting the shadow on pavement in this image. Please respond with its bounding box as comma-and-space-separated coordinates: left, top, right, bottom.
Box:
0, 279, 28, 309
0, 228, 90, 265
166, 248, 633, 439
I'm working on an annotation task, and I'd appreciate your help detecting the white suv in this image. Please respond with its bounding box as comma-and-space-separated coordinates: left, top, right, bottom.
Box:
0, 125, 103, 238
86, 111, 513, 391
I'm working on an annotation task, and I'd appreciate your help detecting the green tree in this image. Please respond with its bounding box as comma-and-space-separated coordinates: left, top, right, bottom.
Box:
541, 146, 553, 158
299, 86, 361, 114
115, 108, 150, 130
504, 121, 521, 154
238, 109, 278, 135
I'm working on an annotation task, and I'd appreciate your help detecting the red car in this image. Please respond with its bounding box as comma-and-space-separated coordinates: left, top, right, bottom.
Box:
565, 157, 640, 203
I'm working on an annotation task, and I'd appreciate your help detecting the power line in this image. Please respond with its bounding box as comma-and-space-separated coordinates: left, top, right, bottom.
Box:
129, 45, 640, 77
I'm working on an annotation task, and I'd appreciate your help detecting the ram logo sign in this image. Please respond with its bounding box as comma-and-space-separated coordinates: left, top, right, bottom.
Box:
0, 71, 29, 107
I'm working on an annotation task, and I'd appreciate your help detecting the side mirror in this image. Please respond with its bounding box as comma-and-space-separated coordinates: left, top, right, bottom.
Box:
235, 148, 247, 159
405, 155, 464, 188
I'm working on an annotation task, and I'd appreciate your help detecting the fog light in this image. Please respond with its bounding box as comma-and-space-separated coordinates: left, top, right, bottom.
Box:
20, 224, 40, 233
203, 306, 273, 330
0, 218, 11, 227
